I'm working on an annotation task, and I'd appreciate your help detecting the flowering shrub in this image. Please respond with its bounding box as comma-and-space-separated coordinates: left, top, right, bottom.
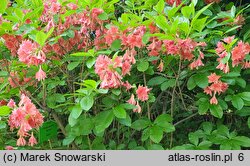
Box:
0, 0, 250, 150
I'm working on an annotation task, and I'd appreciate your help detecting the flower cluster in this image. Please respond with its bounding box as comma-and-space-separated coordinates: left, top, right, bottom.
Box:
1, 34, 22, 56
216, 36, 250, 73
204, 73, 228, 105
8, 94, 44, 146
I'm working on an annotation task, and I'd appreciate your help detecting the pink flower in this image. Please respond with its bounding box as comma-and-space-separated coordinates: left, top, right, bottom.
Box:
35, 66, 46, 81
136, 85, 151, 101
5, 146, 14, 150
127, 94, 136, 105
122, 81, 132, 91
17, 136, 26, 146
7, 99, 16, 108
207, 73, 221, 83
133, 101, 142, 113
28, 132, 37, 147
8, 94, 44, 146
157, 60, 164, 72
210, 95, 218, 105
166, 0, 182, 6
223, 36, 235, 44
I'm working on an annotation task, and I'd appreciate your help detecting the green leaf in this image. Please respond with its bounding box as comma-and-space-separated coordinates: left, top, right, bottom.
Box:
113, 105, 126, 119
239, 92, 250, 101
232, 136, 250, 147
192, 17, 207, 32
153, 0, 164, 13
137, 60, 149, 72
148, 144, 164, 150
0, 0, 8, 14
210, 104, 223, 118
236, 78, 246, 88
187, 75, 196, 90
71, 104, 83, 119
198, 98, 209, 115
98, 12, 109, 20
0, 106, 11, 116
111, 39, 121, 51
141, 128, 150, 141
232, 95, 244, 110
0, 121, 6, 129
155, 15, 170, 33
193, 73, 208, 88
80, 96, 94, 111
35, 31, 47, 46
0, 71, 8, 77
95, 110, 114, 133
150, 126, 163, 143
160, 79, 176, 91
117, 114, 131, 127
131, 119, 151, 131
67, 62, 80, 71
154, 114, 173, 123
63, 135, 75, 146
181, 6, 193, 18
189, 132, 199, 146
148, 76, 167, 86
80, 117, 94, 135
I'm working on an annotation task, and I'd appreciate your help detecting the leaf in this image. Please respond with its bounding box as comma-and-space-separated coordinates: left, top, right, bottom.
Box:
192, 17, 207, 32
67, 62, 80, 71
193, 73, 208, 88
189, 132, 199, 146
137, 60, 149, 72
187, 75, 196, 90
63, 135, 75, 146
95, 111, 114, 133
239, 92, 250, 101
150, 126, 163, 143
148, 76, 167, 86
148, 144, 164, 150
0, 0, 8, 14
80, 117, 94, 135
0, 71, 8, 77
232, 95, 244, 110
111, 39, 121, 51
80, 96, 94, 111
117, 114, 132, 127
98, 12, 109, 20
35, 31, 47, 46
233, 136, 250, 147
0, 106, 11, 116
141, 128, 150, 141
210, 104, 223, 118
198, 98, 210, 115
154, 114, 173, 123
131, 119, 151, 131
113, 105, 126, 119
160, 79, 176, 91
71, 104, 83, 119
155, 15, 170, 33
236, 78, 246, 88
153, 0, 164, 13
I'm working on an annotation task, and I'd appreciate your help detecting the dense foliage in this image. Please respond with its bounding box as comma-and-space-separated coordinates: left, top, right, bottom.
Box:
0, 0, 250, 150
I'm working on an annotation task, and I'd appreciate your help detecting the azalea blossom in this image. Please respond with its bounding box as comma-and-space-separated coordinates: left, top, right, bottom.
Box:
8, 94, 44, 146
28, 132, 38, 147
127, 94, 136, 105
204, 73, 228, 105
35, 66, 47, 81
136, 85, 151, 101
